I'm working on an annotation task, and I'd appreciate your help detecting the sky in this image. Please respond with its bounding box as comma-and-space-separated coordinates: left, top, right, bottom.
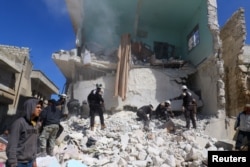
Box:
0, 0, 249, 97
0, 0, 75, 96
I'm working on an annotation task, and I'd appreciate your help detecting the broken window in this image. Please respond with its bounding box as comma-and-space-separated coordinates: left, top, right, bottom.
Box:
187, 25, 200, 51
131, 41, 153, 63
153, 42, 175, 59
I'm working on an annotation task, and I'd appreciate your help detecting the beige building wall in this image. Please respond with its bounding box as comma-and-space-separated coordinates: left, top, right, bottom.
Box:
0, 45, 30, 114
203, 8, 249, 141
220, 8, 248, 117
0, 45, 59, 133
189, 0, 225, 116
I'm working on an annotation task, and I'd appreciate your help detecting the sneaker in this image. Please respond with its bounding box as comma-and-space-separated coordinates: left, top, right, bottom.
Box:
234, 147, 240, 151
101, 124, 106, 130
48, 152, 54, 156
37, 152, 47, 157
144, 125, 150, 132
240, 145, 248, 151
48, 149, 54, 156
37, 148, 47, 157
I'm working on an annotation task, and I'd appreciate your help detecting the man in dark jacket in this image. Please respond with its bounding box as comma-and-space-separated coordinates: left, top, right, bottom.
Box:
87, 86, 98, 118
155, 100, 174, 121
56, 94, 67, 115
88, 84, 106, 131
39, 99, 63, 156
136, 104, 154, 131
234, 104, 250, 151
6, 98, 42, 167
170, 85, 196, 129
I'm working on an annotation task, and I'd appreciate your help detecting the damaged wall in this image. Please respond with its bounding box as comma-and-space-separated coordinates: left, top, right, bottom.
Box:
0, 45, 32, 114
181, 0, 214, 66
220, 8, 248, 116
69, 66, 202, 112
58, 0, 239, 141
191, 0, 232, 141
191, 0, 225, 116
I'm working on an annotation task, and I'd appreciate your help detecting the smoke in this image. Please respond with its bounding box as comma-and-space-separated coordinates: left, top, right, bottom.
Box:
45, 0, 121, 48
64, 0, 84, 25
43, 0, 68, 17
83, 0, 120, 48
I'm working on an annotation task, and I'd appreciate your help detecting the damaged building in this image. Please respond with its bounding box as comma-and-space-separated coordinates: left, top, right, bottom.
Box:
52, 0, 249, 140
0, 45, 59, 132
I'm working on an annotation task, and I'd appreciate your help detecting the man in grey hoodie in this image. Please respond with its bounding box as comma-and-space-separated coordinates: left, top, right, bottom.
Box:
6, 98, 42, 167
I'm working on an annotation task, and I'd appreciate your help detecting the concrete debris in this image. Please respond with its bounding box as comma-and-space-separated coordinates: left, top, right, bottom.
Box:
36, 111, 235, 167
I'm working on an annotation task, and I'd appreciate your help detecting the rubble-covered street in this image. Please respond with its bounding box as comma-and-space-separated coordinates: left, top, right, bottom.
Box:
36, 111, 234, 167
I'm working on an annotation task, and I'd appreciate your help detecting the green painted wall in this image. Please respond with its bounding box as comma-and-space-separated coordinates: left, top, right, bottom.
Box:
132, 1, 213, 65
180, 0, 213, 65
135, 25, 181, 52
83, 0, 213, 66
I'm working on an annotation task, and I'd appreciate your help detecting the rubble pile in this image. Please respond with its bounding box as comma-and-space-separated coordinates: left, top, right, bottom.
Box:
37, 111, 234, 167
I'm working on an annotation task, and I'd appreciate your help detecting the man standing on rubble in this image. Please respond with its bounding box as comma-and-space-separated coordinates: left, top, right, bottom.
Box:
87, 85, 98, 118
170, 85, 196, 129
136, 104, 154, 131
39, 99, 64, 157
87, 84, 106, 131
56, 94, 67, 114
234, 104, 250, 151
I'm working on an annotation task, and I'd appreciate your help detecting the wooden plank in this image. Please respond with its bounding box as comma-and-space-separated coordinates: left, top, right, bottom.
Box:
114, 44, 122, 96
114, 33, 131, 100
122, 34, 130, 100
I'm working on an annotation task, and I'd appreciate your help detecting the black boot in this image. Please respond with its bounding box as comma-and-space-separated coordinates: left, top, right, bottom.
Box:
38, 148, 47, 157
48, 148, 54, 156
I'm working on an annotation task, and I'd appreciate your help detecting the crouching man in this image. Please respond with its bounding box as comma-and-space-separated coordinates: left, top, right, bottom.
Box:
155, 100, 174, 121
136, 104, 154, 131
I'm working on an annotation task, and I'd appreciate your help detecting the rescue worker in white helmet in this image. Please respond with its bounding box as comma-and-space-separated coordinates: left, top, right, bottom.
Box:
170, 85, 197, 129
87, 84, 106, 131
155, 100, 174, 121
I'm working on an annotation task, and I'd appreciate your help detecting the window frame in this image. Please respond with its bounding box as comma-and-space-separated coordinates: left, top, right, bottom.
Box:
187, 25, 200, 52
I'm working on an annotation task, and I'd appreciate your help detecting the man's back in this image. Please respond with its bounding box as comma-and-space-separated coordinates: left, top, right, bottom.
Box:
41, 105, 62, 126
182, 91, 193, 107
87, 89, 96, 104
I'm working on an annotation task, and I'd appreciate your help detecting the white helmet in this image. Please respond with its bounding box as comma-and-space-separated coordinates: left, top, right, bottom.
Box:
60, 94, 67, 98
166, 100, 171, 105
182, 85, 188, 90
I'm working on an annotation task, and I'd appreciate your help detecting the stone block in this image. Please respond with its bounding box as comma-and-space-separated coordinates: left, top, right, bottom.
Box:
214, 140, 234, 150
